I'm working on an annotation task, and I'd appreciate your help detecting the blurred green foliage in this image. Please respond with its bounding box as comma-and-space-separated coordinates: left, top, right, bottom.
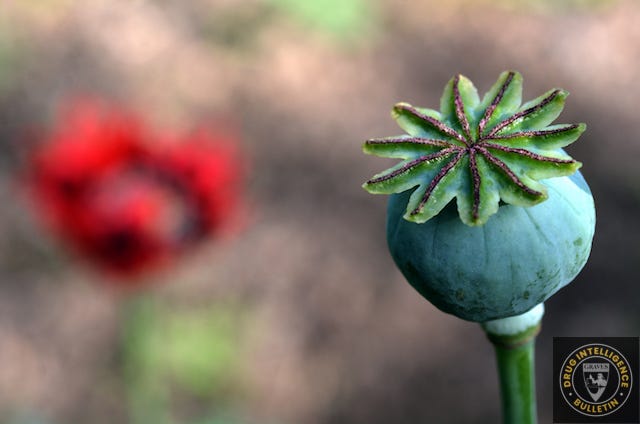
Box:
164, 306, 243, 395
122, 297, 248, 424
198, 0, 379, 53
269, 0, 378, 42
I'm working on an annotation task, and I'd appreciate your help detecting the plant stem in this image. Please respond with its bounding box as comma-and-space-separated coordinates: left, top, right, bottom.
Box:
122, 295, 172, 424
482, 303, 544, 424
493, 335, 537, 424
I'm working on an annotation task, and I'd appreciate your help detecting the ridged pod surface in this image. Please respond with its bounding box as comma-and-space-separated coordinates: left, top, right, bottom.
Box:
386, 171, 595, 322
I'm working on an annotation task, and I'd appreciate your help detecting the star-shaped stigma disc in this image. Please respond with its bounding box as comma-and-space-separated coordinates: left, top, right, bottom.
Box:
363, 71, 585, 226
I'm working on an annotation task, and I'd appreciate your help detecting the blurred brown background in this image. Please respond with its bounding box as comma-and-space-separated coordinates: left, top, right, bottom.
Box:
0, 0, 639, 423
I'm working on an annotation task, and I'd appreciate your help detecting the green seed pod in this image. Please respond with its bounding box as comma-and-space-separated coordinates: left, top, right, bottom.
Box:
363, 71, 595, 322
387, 171, 594, 321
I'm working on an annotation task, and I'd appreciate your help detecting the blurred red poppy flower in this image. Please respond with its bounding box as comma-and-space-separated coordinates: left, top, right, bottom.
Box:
26, 99, 245, 280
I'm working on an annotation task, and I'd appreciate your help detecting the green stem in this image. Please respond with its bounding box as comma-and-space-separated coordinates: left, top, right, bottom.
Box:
482, 303, 544, 424
122, 295, 173, 424
493, 335, 537, 424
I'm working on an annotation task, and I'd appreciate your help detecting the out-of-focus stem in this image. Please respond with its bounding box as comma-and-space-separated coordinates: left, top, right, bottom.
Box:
122, 295, 172, 424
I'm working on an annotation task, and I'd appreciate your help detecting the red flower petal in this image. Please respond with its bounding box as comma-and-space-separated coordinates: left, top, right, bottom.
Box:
26, 99, 245, 282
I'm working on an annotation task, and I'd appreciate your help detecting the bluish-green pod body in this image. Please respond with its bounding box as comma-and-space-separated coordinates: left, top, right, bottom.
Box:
386, 172, 595, 322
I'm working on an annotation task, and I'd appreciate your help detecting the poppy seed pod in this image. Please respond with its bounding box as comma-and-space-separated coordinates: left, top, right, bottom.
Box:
386, 171, 595, 321
363, 71, 595, 322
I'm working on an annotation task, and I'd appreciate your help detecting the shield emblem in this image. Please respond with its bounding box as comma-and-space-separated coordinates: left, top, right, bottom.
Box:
583, 363, 609, 402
